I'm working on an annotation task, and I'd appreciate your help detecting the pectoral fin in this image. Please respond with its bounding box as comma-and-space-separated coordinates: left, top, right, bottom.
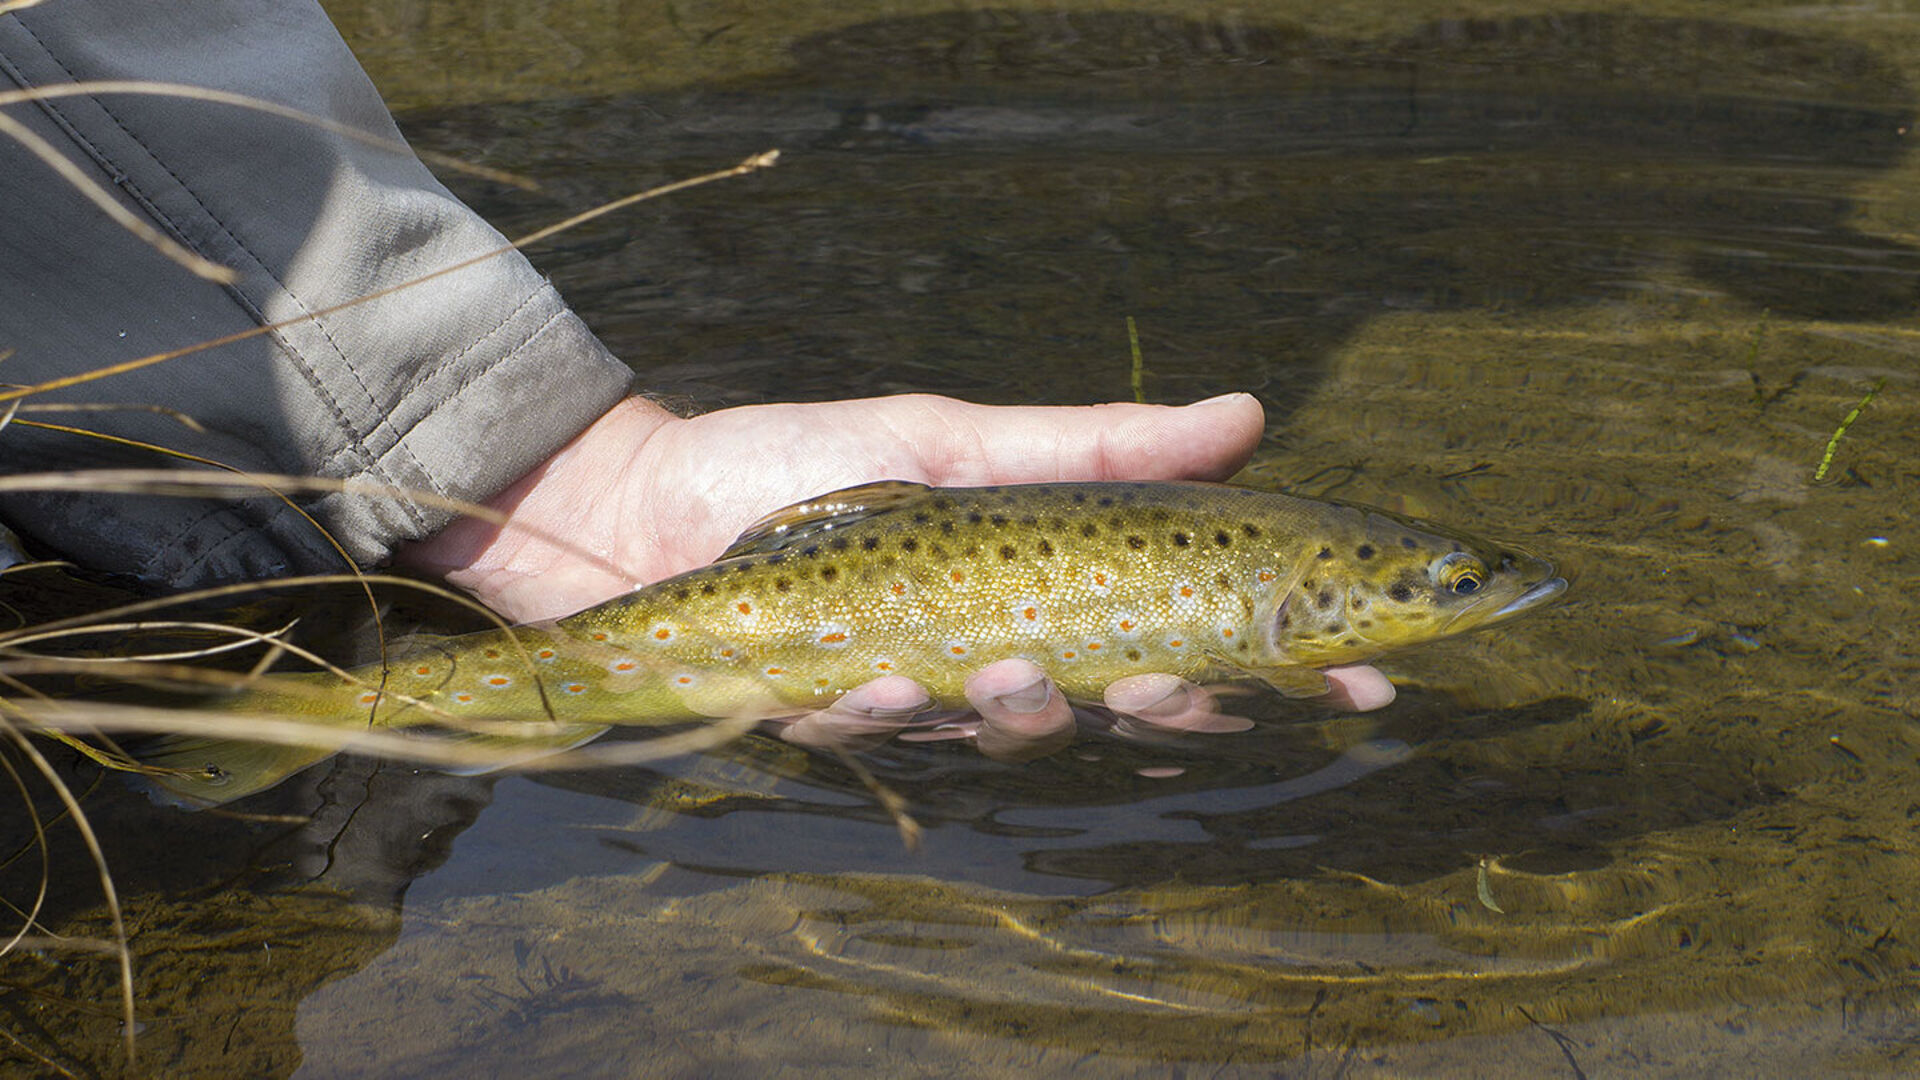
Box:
1254, 665, 1332, 699
720, 481, 931, 557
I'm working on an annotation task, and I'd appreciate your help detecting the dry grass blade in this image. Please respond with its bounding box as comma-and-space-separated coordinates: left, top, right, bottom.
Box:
0, 743, 54, 958
0, 149, 778, 408
0, 108, 233, 282
11, 698, 761, 774
13, 401, 207, 432
0, 720, 136, 1064
0, 618, 298, 663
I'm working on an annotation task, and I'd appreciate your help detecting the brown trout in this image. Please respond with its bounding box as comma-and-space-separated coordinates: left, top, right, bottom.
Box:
140, 480, 1565, 803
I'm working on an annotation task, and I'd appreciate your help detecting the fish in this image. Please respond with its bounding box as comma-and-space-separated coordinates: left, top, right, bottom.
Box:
135, 479, 1566, 804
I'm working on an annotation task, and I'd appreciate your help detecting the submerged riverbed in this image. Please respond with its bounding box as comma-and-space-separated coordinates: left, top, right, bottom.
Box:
4, 2, 1918, 1076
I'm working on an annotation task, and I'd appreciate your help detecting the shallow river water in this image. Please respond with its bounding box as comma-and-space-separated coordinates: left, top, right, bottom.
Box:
5, 3, 1920, 1077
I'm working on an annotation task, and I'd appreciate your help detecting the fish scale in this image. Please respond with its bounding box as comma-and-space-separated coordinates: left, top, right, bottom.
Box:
137, 480, 1566, 804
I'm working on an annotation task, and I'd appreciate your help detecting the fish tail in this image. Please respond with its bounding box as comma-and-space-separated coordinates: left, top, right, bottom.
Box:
134, 734, 341, 807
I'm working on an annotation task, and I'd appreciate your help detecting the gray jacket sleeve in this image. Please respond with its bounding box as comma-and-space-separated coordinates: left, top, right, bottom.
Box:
0, 0, 636, 587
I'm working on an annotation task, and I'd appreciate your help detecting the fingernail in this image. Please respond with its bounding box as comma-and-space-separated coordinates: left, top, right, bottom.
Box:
1191, 392, 1249, 408
992, 679, 1053, 714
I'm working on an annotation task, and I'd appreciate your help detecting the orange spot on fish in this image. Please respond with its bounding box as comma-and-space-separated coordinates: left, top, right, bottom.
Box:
358, 692, 379, 706
875, 660, 894, 671
1094, 573, 1108, 586
414, 665, 431, 676
1022, 607, 1038, 621
484, 649, 502, 660
815, 678, 831, 688
536, 648, 556, 661
819, 632, 848, 644
950, 570, 965, 584
562, 683, 588, 695
1180, 585, 1195, 598
654, 627, 672, 640
1169, 639, 1185, 648
1257, 570, 1276, 583
1087, 642, 1102, 651
591, 632, 609, 642
737, 602, 753, 615
1118, 619, 1135, 632
1222, 628, 1235, 638
1062, 650, 1078, 659
453, 692, 474, 704
719, 648, 735, 658
949, 644, 967, 656
891, 582, 907, 596
486, 675, 511, 687
676, 675, 694, 685
765, 666, 785, 676
610, 659, 638, 673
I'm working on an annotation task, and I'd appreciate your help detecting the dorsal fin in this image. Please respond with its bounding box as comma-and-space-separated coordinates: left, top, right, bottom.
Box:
719, 481, 933, 559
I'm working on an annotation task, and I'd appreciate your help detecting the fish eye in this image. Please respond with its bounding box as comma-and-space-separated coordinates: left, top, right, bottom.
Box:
1429, 552, 1487, 596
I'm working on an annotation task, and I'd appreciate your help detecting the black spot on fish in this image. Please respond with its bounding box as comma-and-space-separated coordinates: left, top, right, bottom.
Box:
1000, 493, 1018, 504
990, 514, 1008, 526
1317, 546, 1333, 560
862, 537, 880, 551
1019, 515, 1036, 526
821, 567, 838, 582
775, 578, 791, 592
1388, 583, 1413, 602
1350, 596, 1366, 610
1081, 523, 1099, 538
999, 545, 1017, 560
1126, 535, 1148, 550
901, 539, 919, 553
968, 512, 984, 524
1242, 523, 1262, 537
964, 544, 980, 557
1357, 619, 1372, 628
881, 555, 896, 567
1340, 637, 1358, 647
1303, 578, 1317, 590
941, 521, 955, 535
932, 497, 954, 511
1401, 536, 1418, 549
1316, 589, 1335, 610
830, 537, 849, 551
1173, 532, 1190, 546
1150, 509, 1169, 523
1215, 573, 1232, 589
800, 546, 819, 558
674, 588, 690, 601
1215, 531, 1231, 547
913, 512, 931, 524
1037, 539, 1054, 557
1098, 497, 1115, 507
1451, 542, 1463, 553
701, 583, 716, 595
1356, 544, 1375, 560
1047, 517, 1066, 530
930, 544, 947, 560
1237, 641, 1250, 651
1072, 492, 1086, 503
1125, 649, 1141, 661
734, 561, 756, 572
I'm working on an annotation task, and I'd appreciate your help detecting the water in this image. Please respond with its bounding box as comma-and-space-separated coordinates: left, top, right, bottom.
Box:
5, 5, 1919, 1077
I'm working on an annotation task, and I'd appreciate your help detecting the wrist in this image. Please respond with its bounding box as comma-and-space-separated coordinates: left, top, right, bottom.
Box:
394, 395, 680, 621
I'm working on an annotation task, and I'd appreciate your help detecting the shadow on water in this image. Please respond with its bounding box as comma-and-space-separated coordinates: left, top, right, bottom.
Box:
7, 7, 1920, 1078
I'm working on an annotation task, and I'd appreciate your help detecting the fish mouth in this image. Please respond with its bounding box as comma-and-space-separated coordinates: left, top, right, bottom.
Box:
1486, 575, 1568, 622
1441, 571, 1566, 632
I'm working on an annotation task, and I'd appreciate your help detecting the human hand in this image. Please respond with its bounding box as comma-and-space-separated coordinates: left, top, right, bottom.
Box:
398, 392, 1395, 758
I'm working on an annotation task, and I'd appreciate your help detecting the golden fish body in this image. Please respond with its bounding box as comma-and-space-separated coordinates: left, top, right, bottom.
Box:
144, 481, 1565, 802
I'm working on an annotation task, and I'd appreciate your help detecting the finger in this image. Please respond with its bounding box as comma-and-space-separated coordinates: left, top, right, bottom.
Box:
776, 675, 931, 752
1104, 674, 1254, 736
964, 658, 1076, 762
885, 393, 1266, 485
1318, 665, 1397, 711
